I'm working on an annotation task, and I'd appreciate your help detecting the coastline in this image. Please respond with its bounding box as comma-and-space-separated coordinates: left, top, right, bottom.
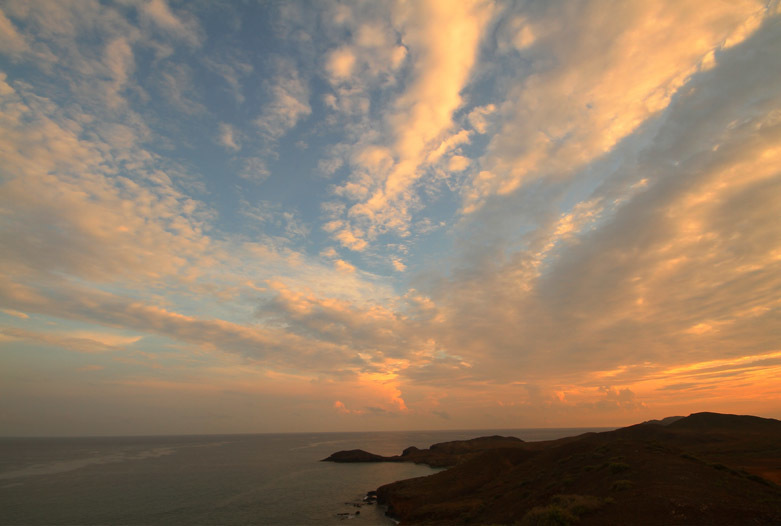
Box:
325, 413, 781, 525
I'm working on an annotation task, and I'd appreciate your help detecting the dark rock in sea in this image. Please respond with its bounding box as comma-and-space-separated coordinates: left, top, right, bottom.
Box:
321, 449, 388, 462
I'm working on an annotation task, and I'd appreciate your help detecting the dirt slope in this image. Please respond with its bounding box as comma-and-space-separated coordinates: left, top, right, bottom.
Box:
365, 413, 781, 525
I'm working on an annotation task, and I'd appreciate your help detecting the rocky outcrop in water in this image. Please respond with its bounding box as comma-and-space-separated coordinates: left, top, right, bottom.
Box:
322, 435, 525, 468
321, 449, 388, 462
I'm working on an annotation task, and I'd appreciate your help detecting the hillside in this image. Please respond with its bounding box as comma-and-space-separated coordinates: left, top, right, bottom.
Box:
327, 412, 781, 525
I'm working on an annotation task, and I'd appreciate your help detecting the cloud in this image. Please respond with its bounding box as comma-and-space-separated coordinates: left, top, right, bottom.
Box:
319, 247, 338, 259
333, 400, 350, 414
204, 53, 253, 104
0, 277, 353, 371
218, 123, 240, 151
448, 155, 470, 172
324, 0, 494, 250
424, 13, 781, 395
255, 58, 311, 141
1, 309, 28, 319
333, 228, 369, 252
1, 327, 142, 353
103, 37, 135, 108
432, 410, 451, 420
462, 0, 767, 213
139, 0, 202, 47
321, 5, 407, 87
1, 1, 779, 432
595, 387, 644, 411
238, 157, 270, 183
334, 259, 356, 273
363, 0, 491, 211
239, 200, 311, 243
158, 63, 207, 114
0, 76, 213, 285
325, 46, 357, 81
426, 129, 473, 165
0, 7, 30, 57
467, 104, 495, 134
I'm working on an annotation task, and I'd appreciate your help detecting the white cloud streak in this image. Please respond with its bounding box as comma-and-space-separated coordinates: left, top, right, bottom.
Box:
325, 0, 494, 250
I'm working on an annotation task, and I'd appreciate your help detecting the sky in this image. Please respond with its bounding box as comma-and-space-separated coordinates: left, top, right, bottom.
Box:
0, 0, 779, 436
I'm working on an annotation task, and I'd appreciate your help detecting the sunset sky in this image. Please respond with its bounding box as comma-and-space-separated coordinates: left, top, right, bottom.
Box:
1, 0, 779, 436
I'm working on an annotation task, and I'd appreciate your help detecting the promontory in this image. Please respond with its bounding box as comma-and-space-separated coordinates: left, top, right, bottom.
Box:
324, 412, 781, 525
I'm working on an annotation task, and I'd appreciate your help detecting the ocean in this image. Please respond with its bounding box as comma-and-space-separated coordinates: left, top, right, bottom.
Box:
0, 428, 610, 525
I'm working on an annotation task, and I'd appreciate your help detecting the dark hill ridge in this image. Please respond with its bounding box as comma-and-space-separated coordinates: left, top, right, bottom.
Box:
325, 412, 781, 525
668, 411, 781, 431
641, 415, 684, 426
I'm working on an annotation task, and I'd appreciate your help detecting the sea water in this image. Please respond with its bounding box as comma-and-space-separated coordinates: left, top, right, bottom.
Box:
0, 428, 610, 525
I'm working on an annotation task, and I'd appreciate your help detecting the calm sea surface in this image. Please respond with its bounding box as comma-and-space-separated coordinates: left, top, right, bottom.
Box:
0, 428, 610, 525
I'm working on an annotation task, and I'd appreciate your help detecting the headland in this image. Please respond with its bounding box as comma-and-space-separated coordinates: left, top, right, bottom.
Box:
324, 412, 781, 525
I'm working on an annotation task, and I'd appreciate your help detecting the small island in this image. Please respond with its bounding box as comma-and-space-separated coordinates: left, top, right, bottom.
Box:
324, 412, 781, 525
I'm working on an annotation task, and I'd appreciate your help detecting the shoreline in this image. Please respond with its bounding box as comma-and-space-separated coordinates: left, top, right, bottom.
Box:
325, 412, 781, 525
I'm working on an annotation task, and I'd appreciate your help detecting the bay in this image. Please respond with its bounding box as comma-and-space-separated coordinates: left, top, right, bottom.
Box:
0, 428, 611, 525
